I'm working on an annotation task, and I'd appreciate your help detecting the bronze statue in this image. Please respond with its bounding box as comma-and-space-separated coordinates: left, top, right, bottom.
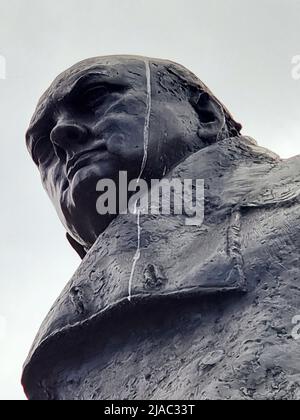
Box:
23, 56, 300, 400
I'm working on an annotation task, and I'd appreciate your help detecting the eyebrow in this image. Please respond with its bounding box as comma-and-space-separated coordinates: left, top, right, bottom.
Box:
67, 73, 109, 97
65, 72, 129, 106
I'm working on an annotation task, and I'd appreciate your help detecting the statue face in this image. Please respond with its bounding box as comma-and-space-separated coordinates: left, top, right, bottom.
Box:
26, 56, 230, 250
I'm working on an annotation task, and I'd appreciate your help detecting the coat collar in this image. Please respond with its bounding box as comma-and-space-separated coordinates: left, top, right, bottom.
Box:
23, 136, 293, 397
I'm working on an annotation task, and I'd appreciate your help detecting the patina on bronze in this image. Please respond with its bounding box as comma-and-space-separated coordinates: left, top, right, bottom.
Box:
23, 56, 300, 400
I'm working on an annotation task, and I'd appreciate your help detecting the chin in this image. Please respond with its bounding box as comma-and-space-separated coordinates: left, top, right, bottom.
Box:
66, 186, 116, 249
72, 211, 116, 248
64, 162, 121, 247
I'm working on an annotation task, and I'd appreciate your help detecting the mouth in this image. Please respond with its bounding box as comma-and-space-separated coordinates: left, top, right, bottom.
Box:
66, 144, 110, 179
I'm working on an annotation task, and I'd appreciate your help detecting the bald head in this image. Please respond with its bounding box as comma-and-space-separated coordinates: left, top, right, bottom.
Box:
26, 55, 241, 254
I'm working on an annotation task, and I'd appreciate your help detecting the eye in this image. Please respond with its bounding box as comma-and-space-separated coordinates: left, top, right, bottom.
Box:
76, 85, 110, 112
84, 86, 109, 106
71, 81, 128, 113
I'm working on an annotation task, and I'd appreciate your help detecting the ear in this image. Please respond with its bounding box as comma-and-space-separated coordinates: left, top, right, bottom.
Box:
66, 233, 87, 259
194, 92, 226, 141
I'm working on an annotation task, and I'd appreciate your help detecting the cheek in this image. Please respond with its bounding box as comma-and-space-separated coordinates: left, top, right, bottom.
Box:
96, 114, 146, 162
106, 133, 128, 155
161, 102, 199, 132
40, 162, 67, 210
151, 103, 199, 151
146, 107, 179, 152
106, 133, 144, 163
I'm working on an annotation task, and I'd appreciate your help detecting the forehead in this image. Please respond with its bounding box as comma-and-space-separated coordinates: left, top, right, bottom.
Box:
52, 56, 148, 100
27, 56, 198, 140
28, 57, 150, 132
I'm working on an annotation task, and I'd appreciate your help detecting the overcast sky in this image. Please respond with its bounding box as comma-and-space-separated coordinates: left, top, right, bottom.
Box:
0, 0, 300, 400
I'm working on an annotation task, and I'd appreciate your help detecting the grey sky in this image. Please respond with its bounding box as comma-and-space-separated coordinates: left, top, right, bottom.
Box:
0, 0, 299, 400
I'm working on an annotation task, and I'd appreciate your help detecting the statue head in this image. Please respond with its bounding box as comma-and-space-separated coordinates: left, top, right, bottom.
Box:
26, 55, 241, 256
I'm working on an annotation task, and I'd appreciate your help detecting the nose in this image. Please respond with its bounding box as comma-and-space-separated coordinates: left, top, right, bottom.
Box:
50, 122, 88, 150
